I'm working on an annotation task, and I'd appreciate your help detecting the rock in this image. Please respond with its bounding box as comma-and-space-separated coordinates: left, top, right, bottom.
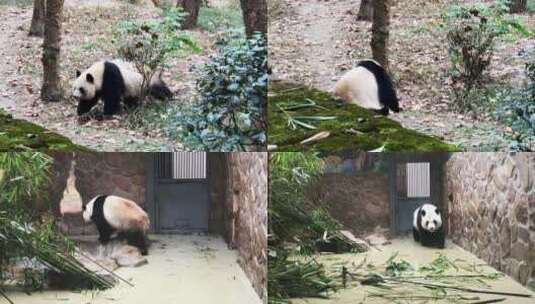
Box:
113, 245, 148, 267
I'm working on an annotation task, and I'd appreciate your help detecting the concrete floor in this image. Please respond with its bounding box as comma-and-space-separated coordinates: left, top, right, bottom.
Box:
293, 237, 535, 304
6, 235, 262, 304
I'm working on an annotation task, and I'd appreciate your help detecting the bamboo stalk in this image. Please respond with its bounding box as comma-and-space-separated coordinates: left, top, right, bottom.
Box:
388, 278, 532, 298
469, 299, 506, 304
0, 287, 13, 304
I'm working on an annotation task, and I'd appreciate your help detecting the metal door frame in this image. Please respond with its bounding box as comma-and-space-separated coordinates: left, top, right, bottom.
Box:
388, 153, 449, 235
145, 153, 212, 234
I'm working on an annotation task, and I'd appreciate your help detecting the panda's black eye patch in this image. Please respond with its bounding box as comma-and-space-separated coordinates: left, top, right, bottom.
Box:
433, 220, 437, 225
79, 88, 86, 95
86, 73, 94, 83
435, 209, 440, 215
421, 210, 426, 216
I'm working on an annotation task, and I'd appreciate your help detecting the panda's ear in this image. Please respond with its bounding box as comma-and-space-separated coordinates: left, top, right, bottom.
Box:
86, 73, 94, 84
76, 70, 81, 78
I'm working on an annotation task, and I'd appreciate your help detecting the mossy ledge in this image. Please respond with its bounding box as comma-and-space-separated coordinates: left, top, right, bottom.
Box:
0, 110, 88, 151
268, 81, 458, 152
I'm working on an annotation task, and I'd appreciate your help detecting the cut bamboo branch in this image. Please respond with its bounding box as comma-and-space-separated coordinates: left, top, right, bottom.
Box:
0, 287, 13, 304
469, 298, 506, 304
388, 278, 532, 298
300, 131, 330, 145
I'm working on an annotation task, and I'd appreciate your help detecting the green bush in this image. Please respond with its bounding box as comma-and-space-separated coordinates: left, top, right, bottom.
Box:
165, 32, 267, 151
115, 7, 200, 103
495, 59, 535, 151
442, 1, 530, 111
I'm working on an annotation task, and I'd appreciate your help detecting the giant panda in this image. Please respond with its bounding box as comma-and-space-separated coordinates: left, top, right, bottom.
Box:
72, 59, 172, 119
82, 195, 150, 255
412, 203, 445, 249
334, 60, 400, 115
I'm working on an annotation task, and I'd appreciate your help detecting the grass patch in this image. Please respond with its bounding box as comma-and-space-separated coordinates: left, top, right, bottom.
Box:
268, 81, 459, 152
0, 110, 88, 151
123, 101, 170, 131
198, 5, 243, 33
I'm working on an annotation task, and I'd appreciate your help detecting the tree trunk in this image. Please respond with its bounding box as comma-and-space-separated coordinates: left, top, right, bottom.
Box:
29, 0, 46, 37
357, 0, 373, 21
240, 0, 267, 37
371, 0, 390, 70
41, 0, 64, 102
509, 0, 527, 13
177, 0, 201, 29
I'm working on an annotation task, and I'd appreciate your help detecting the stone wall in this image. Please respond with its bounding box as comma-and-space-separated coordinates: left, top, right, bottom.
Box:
307, 153, 390, 236
444, 153, 534, 288
74, 153, 147, 206
226, 153, 267, 302
308, 172, 390, 236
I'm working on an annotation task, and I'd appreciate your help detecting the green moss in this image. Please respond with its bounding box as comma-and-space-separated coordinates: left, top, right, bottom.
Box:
0, 111, 88, 152
268, 81, 459, 152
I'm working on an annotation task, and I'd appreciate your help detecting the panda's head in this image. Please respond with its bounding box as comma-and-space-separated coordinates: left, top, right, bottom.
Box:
72, 70, 99, 116
72, 70, 97, 101
82, 197, 95, 223
419, 204, 442, 232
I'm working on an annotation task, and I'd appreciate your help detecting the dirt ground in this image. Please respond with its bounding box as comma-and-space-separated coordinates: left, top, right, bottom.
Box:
269, 0, 535, 151
5, 234, 262, 304
292, 237, 535, 304
0, 0, 223, 151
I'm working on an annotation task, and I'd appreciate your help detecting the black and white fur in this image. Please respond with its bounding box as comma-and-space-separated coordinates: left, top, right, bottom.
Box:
334, 59, 400, 115
82, 195, 150, 255
412, 203, 445, 249
72, 59, 172, 117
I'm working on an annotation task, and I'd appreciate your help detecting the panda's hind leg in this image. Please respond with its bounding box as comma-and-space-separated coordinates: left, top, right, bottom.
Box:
124, 231, 149, 255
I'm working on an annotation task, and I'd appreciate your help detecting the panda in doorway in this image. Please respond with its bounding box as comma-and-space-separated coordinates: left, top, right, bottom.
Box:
412, 203, 445, 249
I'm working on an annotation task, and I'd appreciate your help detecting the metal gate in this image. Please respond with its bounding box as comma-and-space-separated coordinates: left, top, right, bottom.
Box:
146, 152, 210, 233
388, 153, 447, 234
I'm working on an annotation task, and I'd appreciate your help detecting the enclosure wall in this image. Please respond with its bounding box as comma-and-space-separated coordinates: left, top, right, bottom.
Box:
307, 153, 390, 236
445, 153, 535, 287
227, 152, 268, 301
74, 153, 147, 205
